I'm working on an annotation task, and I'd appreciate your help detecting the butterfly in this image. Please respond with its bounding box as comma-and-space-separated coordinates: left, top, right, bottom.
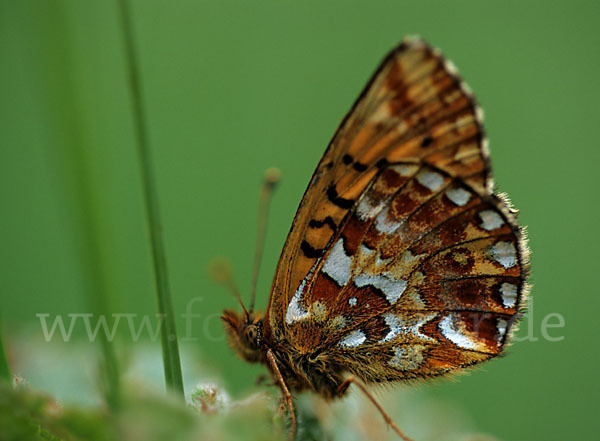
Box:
220, 37, 529, 440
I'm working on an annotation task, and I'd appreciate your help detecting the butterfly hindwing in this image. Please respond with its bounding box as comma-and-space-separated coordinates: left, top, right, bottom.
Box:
281, 161, 525, 377
326, 183, 525, 380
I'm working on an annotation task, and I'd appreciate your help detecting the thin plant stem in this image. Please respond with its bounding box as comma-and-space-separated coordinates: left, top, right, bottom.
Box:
67, 129, 122, 410
56, 72, 122, 410
117, 0, 184, 397
0, 316, 11, 382
249, 169, 280, 313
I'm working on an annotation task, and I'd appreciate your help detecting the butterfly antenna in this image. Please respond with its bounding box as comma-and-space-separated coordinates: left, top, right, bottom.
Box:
209, 258, 249, 317
249, 168, 281, 314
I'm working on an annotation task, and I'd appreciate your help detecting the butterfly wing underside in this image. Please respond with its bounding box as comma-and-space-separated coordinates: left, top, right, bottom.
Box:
264, 37, 528, 381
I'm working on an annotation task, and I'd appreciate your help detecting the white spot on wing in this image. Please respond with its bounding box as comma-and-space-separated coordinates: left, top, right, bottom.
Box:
357, 195, 384, 221
444, 59, 458, 75
331, 315, 346, 329
286, 265, 318, 324
439, 315, 478, 350
379, 313, 402, 343
311, 301, 327, 322
490, 241, 517, 269
388, 347, 406, 368
445, 187, 471, 206
497, 318, 508, 344
339, 330, 366, 348
374, 206, 400, 234
500, 282, 517, 308
349, 297, 357, 306
285, 278, 310, 324
399, 250, 420, 267
323, 238, 352, 286
354, 274, 407, 304
475, 105, 485, 123
358, 244, 375, 258
416, 169, 444, 192
460, 81, 474, 96
479, 210, 504, 231
388, 345, 425, 370
379, 312, 437, 343
393, 163, 419, 177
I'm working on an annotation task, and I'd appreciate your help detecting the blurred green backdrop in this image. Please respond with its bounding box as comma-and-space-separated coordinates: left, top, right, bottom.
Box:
1, 1, 599, 440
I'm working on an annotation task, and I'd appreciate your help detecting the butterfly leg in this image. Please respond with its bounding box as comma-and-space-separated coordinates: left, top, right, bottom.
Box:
266, 349, 296, 440
337, 376, 415, 441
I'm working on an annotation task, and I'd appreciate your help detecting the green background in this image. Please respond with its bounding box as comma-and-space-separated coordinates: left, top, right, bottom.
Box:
1, 1, 599, 440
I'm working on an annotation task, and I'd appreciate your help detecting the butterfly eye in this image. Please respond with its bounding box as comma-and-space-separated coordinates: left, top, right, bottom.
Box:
243, 325, 260, 350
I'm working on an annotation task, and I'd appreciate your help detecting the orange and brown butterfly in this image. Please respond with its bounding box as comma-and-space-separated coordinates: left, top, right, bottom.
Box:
219, 36, 529, 440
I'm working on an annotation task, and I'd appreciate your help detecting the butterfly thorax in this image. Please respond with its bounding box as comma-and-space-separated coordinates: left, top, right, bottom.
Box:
222, 309, 346, 399
267, 342, 347, 399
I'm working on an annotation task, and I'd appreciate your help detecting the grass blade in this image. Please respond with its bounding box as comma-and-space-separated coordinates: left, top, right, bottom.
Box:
0, 317, 10, 382
117, 0, 184, 397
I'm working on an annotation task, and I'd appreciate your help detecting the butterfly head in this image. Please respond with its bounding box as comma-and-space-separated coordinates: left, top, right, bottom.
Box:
221, 309, 263, 363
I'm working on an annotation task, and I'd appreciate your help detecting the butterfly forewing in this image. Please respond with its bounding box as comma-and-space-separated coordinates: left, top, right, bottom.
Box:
263, 37, 527, 382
